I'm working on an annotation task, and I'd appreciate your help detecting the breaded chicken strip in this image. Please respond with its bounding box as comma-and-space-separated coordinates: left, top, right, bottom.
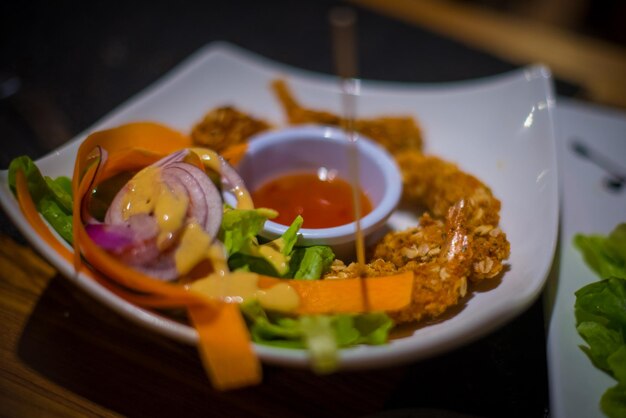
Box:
191, 106, 271, 153
326, 201, 473, 324
271, 79, 423, 154
393, 151, 510, 281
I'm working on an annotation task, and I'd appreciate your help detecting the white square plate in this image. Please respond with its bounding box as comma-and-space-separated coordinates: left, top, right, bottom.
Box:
546, 99, 626, 418
0, 42, 558, 369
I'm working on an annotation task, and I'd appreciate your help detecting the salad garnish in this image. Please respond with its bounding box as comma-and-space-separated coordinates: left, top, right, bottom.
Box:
8, 121, 414, 390
574, 223, 626, 417
8, 156, 73, 244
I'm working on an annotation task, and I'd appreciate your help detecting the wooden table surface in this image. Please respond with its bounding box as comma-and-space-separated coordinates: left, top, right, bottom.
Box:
0, 234, 409, 417
352, 0, 626, 109
3, 0, 621, 416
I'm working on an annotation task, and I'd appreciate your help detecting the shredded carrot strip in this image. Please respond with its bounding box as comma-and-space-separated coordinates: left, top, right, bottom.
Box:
221, 143, 249, 165
73, 162, 97, 269
74, 122, 191, 179
96, 148, 162, 182
188, 303, 262, 390
258, 271, 414, 314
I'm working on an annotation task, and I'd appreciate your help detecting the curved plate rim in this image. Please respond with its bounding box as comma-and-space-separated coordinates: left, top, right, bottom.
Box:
0, 41, 559, 369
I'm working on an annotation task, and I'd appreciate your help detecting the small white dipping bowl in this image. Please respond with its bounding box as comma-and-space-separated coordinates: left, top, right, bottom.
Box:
236, 125, 402, 260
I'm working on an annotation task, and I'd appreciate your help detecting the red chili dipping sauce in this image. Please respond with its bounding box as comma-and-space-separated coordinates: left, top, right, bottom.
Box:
251, 172, 373, 228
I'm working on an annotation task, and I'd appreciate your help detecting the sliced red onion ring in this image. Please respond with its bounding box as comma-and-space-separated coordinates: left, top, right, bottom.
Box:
153, 149, 190, 168
219, 156, 252, 207
81, 146, 109, 225
85, 223, 135, 251
85, 214, 160, 261
219, 156, 245, 192
162, 162, 222, 238
95, 150, 224, 281
104, 149, 190, 225
126, 248, 178, 280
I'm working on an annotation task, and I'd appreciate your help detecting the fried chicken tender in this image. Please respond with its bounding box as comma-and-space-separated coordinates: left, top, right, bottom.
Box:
329, 152, 510, 323
326, 201, 473, 324
271, 79, 423, 154
372, 213, 446, 267
271, 78, 510, 323
188, 81, 510, 327
191, 106, 271, 153
324, 258, 399, 280
396, 151, 501, 226
390, 150, 510, 282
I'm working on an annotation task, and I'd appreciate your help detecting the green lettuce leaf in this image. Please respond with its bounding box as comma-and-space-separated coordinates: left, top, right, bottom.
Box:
223, 213, 334, 279
220, 207, 278, 255
241, 300, 393, 373
602, 383, 626, 418
575, 279, 626, 330
223, 210, 297, 276
299, 315, 337, 374
574, 224, 626, 279
8, 156, 73, 243
574, 223, 626, 418
279, 215, 302, 256
351, 313, 394, 345
44, 175, 73, 213
39, 197, 73, 243
608, 346, 626, 385
240, 301, 304, 348
8, 156, 50, 202
289, 245, 335, 280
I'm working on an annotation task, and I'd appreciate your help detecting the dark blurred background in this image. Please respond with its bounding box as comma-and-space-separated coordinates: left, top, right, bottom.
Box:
2, 0, 625, 165
458, 0, 626, 45
2, 0, 625, 168
1, 0, 624, 235
1, 1, 623, 416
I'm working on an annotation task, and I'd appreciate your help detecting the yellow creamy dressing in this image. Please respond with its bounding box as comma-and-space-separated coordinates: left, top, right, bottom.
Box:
257, 283, 298, 311
206, 242, 229, 276
232, 185, 254, 209
153, 184, 189, 248
120, 148, 257, 278
174, 222, 212, 275
121, 165, 189, 248
121, 166, 162, 217
121, 162, 213, 274
190, 147, 254, 210
190, 147, 222, 173
190, 271, 300, 312
255, 238, 289, 275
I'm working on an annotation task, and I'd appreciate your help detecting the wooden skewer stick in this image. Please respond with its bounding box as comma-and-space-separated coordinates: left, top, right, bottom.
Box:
330, 7, 358, 79
330, 7, 369, 312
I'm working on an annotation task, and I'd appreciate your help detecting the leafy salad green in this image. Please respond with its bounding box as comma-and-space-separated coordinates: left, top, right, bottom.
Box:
8, 156, 73, 243
219, 204, 391, 372
574, 223, 626, 418
8, 154, 394, 373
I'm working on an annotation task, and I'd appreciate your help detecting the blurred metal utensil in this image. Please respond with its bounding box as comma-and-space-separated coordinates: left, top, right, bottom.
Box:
570, 138, 625, 192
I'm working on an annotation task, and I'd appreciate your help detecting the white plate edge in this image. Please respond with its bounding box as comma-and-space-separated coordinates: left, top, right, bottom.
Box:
0, 41, 560, 368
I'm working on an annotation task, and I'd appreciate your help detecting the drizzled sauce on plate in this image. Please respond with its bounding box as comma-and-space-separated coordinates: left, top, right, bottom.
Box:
251, 170, 372, 229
